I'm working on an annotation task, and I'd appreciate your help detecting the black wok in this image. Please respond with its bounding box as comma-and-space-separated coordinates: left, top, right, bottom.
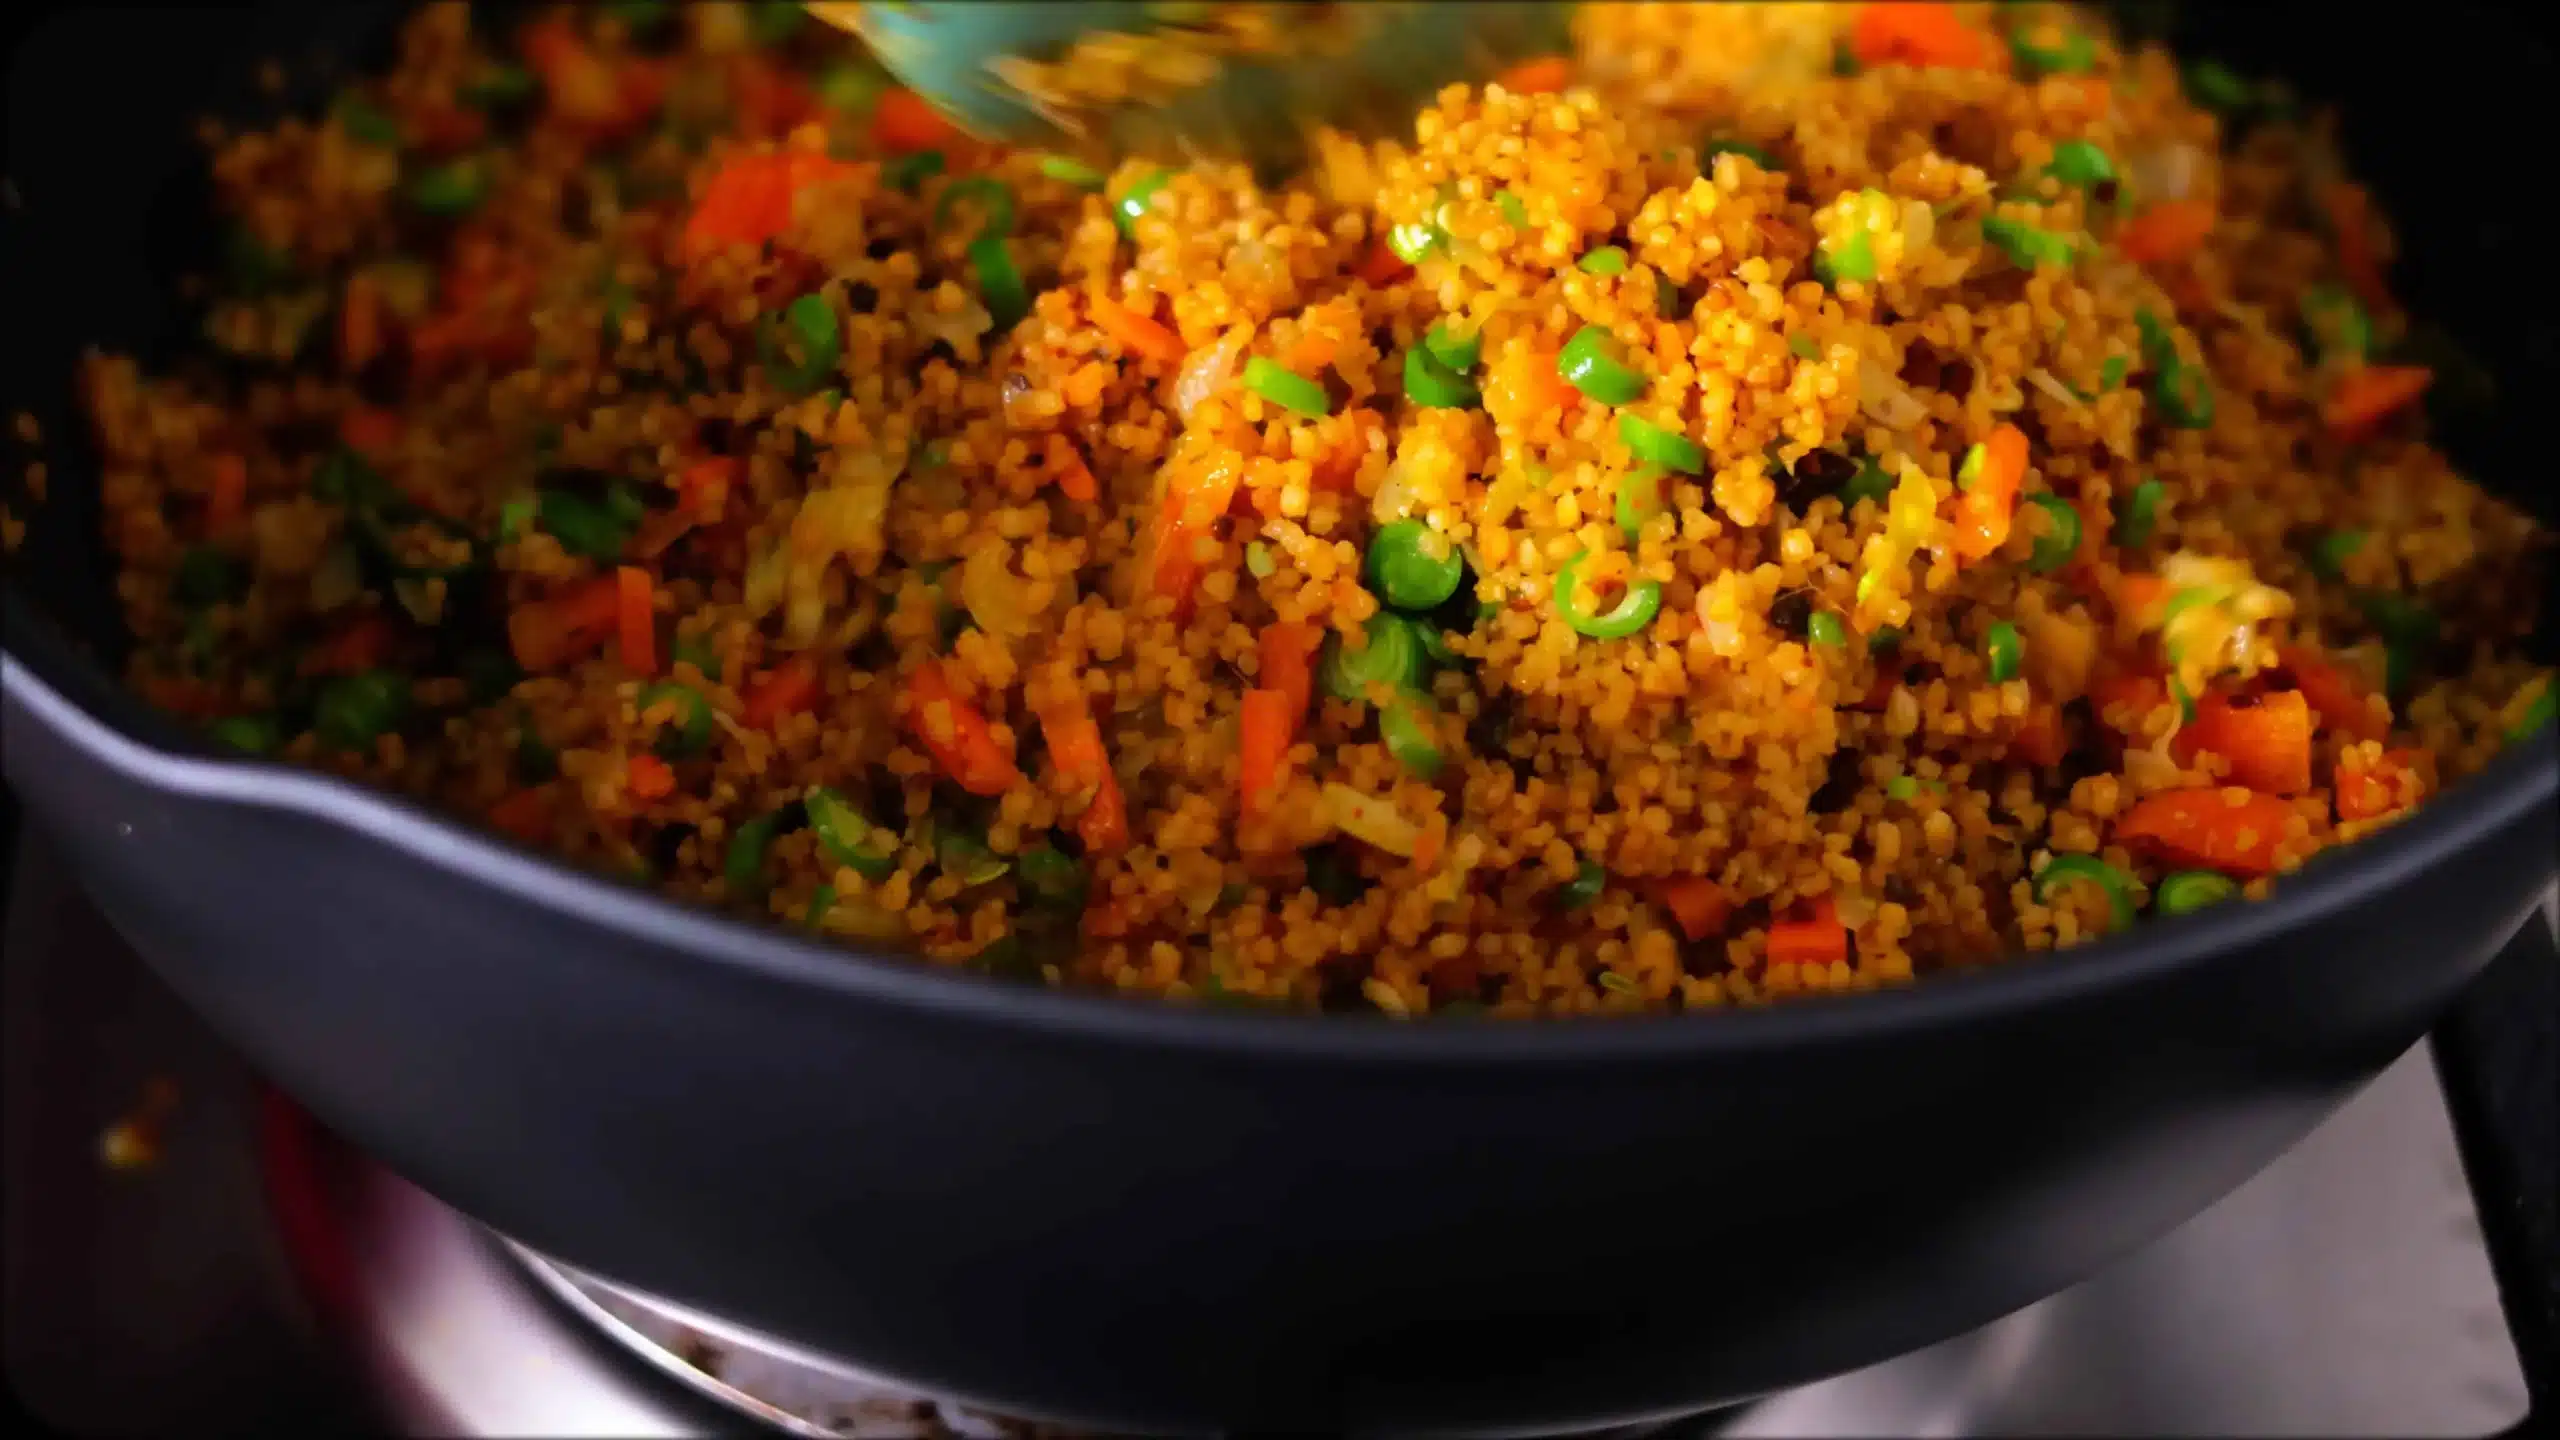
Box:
4, 4, 2556, 1433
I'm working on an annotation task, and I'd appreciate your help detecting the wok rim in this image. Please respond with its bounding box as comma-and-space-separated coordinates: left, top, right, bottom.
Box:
5, 593, 2556, 1069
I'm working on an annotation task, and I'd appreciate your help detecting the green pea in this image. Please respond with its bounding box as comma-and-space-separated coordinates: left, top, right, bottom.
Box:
1320, 612, 1427, 702
1984, 620, 2024, 683
536, 489, 631, 562
759, 293, 841, 396
1839, 457, 1894, 508
334, 96, 402, 148
1555, 858, 1606, 911
1365, 518, 1464, 611
174, 545, 247, 606
1807, 611, 1847, 649
207, 713, 282, 755
313, 670, 410, 751
2155, 869, 2239, 915
640, 682, 715, 757
1378, 692, 1443, 781
1017, 844, 1089, 910
2024, 493, 2082, 573
406, 157, 489, 217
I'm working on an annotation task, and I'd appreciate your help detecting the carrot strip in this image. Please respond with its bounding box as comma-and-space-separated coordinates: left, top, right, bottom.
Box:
1238, 687, 1293, 818
868, 88, 960, 154
1285, 330, 1338, 375
2012, 703, 2068, 767
1089, 292, 1186, 365
1258, 621, 1319, 728
626, 753, 675, 802
302, 613, 395, 677
2278, 645, 2389, 741
615, 566, 656, 675
1850, 3, 1998, 72
2335, 748, 2423, 822
1766, 894, 1847, 968
1035, 694, 1109, 790
2179, 689, 2313, 795
2088, 670, 2170, 736
2115, 788, 2297, 878
487, 787, 556, 844
901, 662, 1021, 796
740, 656, 818, 729
1146, 455, 1243, 611
508, 575, 623, 672
1076, 771, 1130, 854
1045, 434, 1099, 503
206, 454, 249, 534
2322, 365, 2432, 442
678, 455, 739, 520
1656, 875, 1733, 943
682, 151, 853, 260
2115, 199, 2217, 266
1952, 422, 2029, 562
1493, 55, 1573, 94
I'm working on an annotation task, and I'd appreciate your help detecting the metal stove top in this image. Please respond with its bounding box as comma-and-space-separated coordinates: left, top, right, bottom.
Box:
0, 834, 2537, 1437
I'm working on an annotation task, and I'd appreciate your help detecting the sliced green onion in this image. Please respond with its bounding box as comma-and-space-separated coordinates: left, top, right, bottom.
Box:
1036, 154, 1107, 190
884, 150, 944, 192
604, 482, 646, 529
2043, 140, 2114, 190
1241, 356, 1330, 416
1558, 324, 1646, 405
2305, 528, 2365, 582
934, 177, 1017, 239
1556, 857, 1606, 910
2152, 361, 2215, 429
2024, 493, 2081, 572
1378, 693, 1443, 781
208, 713, 282, 755
1981, 214, 2077, 270
406, 157, 488, 217
1017, 844, 1088, 909
1956, 442, 1987, 490
1808, 611, 1847, 649
1702, 136, 1779, 170
496, 493, 538, 546
725, 806, 793, 899
1496, 189, 1530, 229
1423, 322, 1481, 373
313, 670, 410, 751
2098, 353, 2128, 391
2154, 868, 2239, 915
1984, 619, 2024, 683
2182, 60, 2256, 115
1403, 346, 1480, 409
1868, 626, 1903, 655
537, 489, 632, 561
2299, 284, 2371, 365
967, 233, 1030, 331
805, 786, 899, 881
1113, 168, 1169, 236
2356, 591, 2439, 700
1839, 457, 1894, 508
2034, 854, 2135, 933
1320, 612, 1427, 702
936, 830, 1011, 887
1387, 220, 1446, 264
2508, 682, 2555, 743
1615, 467, 1666, 540
1788, 333, 1822, 361
1554, 552, 1662, 641
1577, 245, 1629, 276
2115, 477, 2163, 547
760, 292, 841, 396
802, 884, 835, 928
461, 61, 537, 111
639, 682, 715, 757
335, 96, 401, 148
1366, 518, 1463, 611
1617, 412, 1703, 473
2168, 673, 2199, 725
1813, 228, 1876, 287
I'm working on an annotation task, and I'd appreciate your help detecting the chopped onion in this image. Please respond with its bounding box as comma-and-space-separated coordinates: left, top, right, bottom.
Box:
1858, 361, 1929, 430
1372, 459, 1417, 523
2025, 366, 2084, 410
1322, 781, 1420, 858
1900, 198, 1936, 256
1172, 327, 1246, 421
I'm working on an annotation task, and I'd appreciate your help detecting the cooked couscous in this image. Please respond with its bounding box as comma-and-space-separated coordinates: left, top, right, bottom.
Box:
60, 2, 2554, 1015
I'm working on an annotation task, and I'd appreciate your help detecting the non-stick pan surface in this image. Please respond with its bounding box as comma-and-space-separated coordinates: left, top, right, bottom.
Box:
4, 4, 2556, 1432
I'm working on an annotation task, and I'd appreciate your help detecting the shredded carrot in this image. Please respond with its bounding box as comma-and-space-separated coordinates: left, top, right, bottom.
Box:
677, 455, 739, 520
206, 454, 249, 534
1850, 3, 1999, 72
1355, 239, 1412, 287
302, 613, 395, 677
1045, 434, 1099, 503
508, 575, 623, 672
1257, 621, 1319, 729
487, 787, 556, 844
615, 566, 656, 675
2335, 748, 2423, 822
1238, 687, 1294, 818
2012, 703, 2068, 767
2115, 788, 2297, 879
740, 656, 819, 729
1493, 55, 1574, 94
2179, 690, 2313, 795
2115, 199, 2217, 266
868, 87, 959, 154
1088, 291, 1185, 365
339, 270, 384, 373
1035, 693, 1109, 789
1952, 422, 2030, 562
625, 753, 675, 802
901, 662, 1021, 796
2278, 645, 2389, 741
1077, 771, 1130, 854
1655, 875, 1733, 943
1766, 894, 1848, 969
2322, 182, 2392, 312
2322, 365, 2432, 442
1146, 455, 1243, 612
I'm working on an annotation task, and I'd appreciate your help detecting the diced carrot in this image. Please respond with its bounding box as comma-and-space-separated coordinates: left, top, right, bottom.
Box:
302, 613, 395, 677
1082, 896, 1132, 939
677, 455, 738, 520
487, 786, 556, 844
868, 87, 959, 154
1285, 329, 1338, 375
1045, 434, 1099, 503
2322, 182, 2392, 313
2116, 572, 2169, 623
1146, 454, 1243, 612
1655, 875, 1733, 943
339, 269, 384, 373
625, 753, 675, 802
2278, 645, 2389, 741
2115, 199, 2217, 266
901, 661, 1022, 796
740, 655, 819, 729
2179, 689, 2313, 795
206, 454, 249, 534
2322, 365, 2432, 442
1035, 693, 1109, 790
508, 575, 623, 672
1355, 239, 1412, 287
1766, 894, 1848, 969
1850, 3, 1999, 72
2012, 703, 2068, 767
1076, 771, 1131, 854
615, 565, 656, 676
1238, 687, 1294, 818
681, 151, 855, 261
1493, 55, 1574, 94
2335, 748, 2423, 822
2115, 787, 2297, 879
339, 406, 402, 458
1088, 291, 1186, 365
1258, 621, 1319, 728
1951, 422, 2029, 563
